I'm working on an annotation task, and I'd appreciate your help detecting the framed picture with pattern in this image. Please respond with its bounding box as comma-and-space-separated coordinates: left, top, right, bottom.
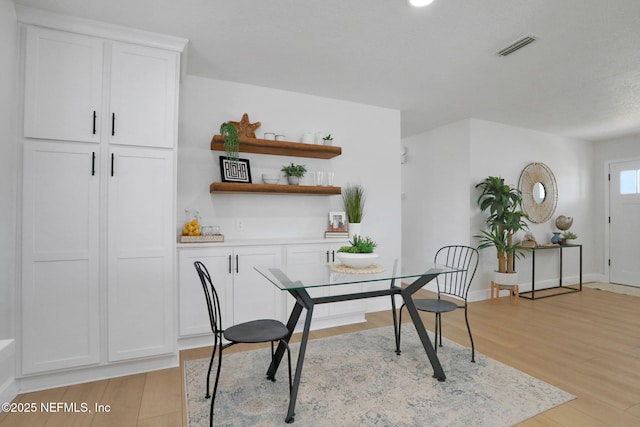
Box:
219, 156, 252, 183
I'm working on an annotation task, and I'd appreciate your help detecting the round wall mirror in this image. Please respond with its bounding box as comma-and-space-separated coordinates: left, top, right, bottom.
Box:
532, 182, 546, 204
518, 162, 557, 223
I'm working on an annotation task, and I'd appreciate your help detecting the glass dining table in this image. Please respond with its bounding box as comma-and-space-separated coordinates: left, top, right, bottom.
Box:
254, 257, 465, 423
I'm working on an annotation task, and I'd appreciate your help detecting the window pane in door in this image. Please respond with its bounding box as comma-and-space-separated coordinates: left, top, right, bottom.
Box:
620, 170, 638, 194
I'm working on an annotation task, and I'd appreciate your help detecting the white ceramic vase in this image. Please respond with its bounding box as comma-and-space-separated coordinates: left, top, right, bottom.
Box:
348, 223, 361, 239
493, 271, 518, 286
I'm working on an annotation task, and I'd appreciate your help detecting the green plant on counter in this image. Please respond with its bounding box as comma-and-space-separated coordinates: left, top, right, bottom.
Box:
338, 235, 377, 254
220, 122, 239, 162
280, 163, 307, 177
562, 231, 577, 240
342, 184, 366, 223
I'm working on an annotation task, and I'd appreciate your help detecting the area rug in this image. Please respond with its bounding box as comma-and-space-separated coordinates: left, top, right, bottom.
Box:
584, 282, 640, 297
185, 326, 574, 426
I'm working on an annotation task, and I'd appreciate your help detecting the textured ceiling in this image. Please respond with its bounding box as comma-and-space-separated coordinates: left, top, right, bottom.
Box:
14, 0, 640, 141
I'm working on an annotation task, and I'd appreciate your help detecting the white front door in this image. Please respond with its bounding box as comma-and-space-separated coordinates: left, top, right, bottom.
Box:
610, 159, 640, 287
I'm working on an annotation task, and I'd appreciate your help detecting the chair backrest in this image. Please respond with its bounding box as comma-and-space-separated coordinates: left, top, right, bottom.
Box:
433, 245, 479, 301
194, 261, 223, 335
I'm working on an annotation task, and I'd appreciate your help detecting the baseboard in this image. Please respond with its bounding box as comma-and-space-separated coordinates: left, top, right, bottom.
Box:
0, 339, 17, 409
17, 353, 178, 394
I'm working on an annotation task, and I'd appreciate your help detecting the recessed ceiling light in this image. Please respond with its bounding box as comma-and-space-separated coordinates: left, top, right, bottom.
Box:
409, 0, 435, 7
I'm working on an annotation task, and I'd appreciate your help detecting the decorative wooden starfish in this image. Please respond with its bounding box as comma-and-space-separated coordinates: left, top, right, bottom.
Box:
230, 113, 261, 138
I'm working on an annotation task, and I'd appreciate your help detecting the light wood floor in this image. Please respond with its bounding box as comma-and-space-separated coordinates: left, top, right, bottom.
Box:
2, 286, 640, 426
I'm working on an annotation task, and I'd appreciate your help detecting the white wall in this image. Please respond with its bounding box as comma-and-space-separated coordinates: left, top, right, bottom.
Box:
401, 120, 471, 280
402, 118, 598, 300
469, 119, 596, 296
178, 75, 401, 258
0, 0, 18, 340
592, 133, 640, 282
0, 0, 18, 406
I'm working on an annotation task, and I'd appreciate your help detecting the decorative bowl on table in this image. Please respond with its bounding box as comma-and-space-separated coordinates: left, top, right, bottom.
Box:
335, 252, 379, 269
262, 174, 280, 184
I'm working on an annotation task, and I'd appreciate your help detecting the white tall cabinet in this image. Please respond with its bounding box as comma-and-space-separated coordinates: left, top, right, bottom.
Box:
18, 9, 186, 385
21, 142, 101, 374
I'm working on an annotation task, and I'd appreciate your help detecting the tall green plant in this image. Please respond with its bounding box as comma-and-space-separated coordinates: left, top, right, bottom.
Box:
476, 176, 529, 273
219, 122, 239, 162
342, 184, 365, 223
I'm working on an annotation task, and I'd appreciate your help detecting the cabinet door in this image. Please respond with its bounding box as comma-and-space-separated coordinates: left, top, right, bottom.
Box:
285, 244, 332, 319
109, 43, 178, 148
233, 246, 284, 325
107, 146, 174, 361
178, 247, 233, 337
24, 27, 103, 143
21, 142, 100, 374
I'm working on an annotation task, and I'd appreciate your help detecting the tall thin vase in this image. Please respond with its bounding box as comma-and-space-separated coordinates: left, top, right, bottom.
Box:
348, 223, 361, 239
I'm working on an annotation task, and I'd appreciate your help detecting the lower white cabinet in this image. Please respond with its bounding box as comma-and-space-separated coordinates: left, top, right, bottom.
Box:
178, 240, 367, 345
178, 245, 284, 340
285, 243, 365, 330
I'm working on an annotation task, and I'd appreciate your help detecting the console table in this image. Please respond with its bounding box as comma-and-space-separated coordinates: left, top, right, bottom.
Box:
518, 244, 582, 300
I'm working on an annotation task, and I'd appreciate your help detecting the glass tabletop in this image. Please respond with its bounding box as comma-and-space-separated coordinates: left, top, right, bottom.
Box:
254, 257, 465, 290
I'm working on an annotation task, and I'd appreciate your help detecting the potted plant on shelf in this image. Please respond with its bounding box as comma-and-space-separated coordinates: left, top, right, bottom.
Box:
336, 235, 378, 268
323, 134, 333, 145
281, 163, 307, 185
220, 122, 239, 162
476, 176, 529, 286
342, 184, 366, 238
561, 231, 577, 245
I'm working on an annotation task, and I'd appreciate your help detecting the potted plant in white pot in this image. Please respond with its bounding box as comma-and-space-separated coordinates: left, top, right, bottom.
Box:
336, 235, 378, 268
342, 184, 365, 238
476, 176, 530, 286
281, 163, 307, 185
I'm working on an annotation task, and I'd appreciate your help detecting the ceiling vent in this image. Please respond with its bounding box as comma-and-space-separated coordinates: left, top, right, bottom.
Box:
497, 35, 537, 56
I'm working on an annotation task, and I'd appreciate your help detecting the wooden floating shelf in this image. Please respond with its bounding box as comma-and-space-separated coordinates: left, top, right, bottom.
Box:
210, 182, 342, 195
211, 135, 341, 159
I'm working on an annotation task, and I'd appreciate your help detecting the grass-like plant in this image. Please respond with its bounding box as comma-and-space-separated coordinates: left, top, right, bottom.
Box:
338, 235, 377, 254
562, 231, 577, 240
342, 184, 365, 223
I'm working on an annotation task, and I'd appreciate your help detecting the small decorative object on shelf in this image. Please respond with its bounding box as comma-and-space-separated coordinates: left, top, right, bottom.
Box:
281, 163, 307, 185
551, 231, 561, 244
555, 215, 573, 231
220, 157, 252, 183
229, 113, 261, 138
521, 231, 537, 248
328, 211, 347, 232
182, 209, 201, 237
561, 231, 577, 245
301, 133, 314, 144
219, 122, 239, 162
322, 134, 333, 145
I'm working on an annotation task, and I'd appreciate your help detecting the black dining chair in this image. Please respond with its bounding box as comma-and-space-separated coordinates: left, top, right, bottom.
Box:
193, 261, 292, 426
397, 245, 479, 362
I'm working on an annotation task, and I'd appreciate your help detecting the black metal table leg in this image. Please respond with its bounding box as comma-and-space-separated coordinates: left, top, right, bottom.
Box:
284, 290, 314, 424
267, 301, 303, 380
401, 288, 446, 381
400, 272, 446, 381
